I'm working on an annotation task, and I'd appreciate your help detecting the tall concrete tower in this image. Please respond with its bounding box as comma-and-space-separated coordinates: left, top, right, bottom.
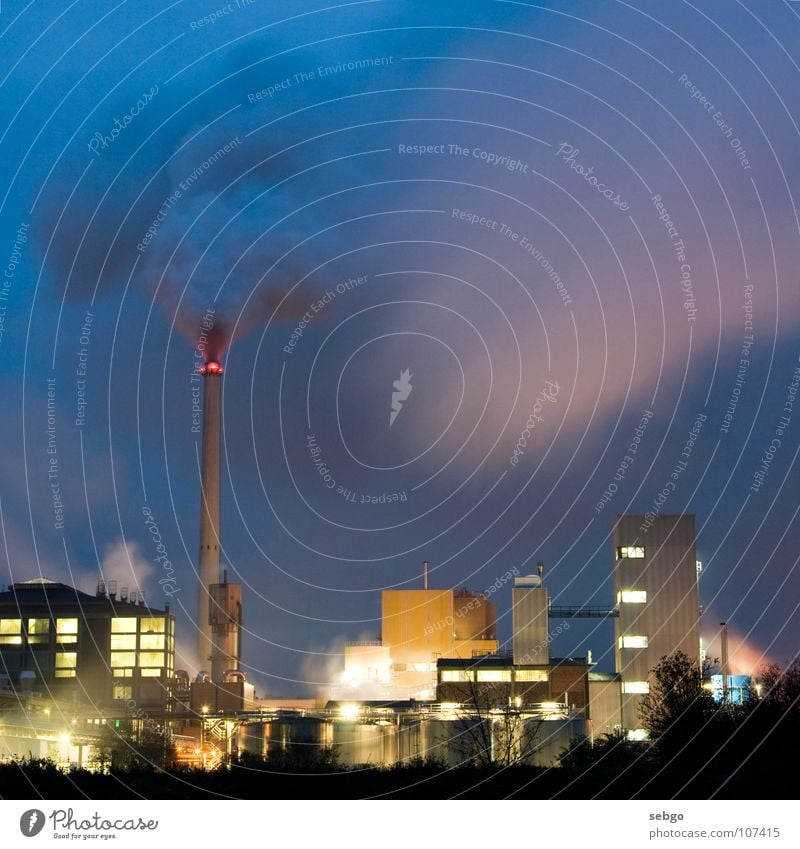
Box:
197, 360, 223, 672
512, 567, 550, 666
613, 514, 700, 733
196, 359, 245, 684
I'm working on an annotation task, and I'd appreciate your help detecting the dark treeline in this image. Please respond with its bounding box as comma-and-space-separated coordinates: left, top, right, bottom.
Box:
0, 752, 795, 800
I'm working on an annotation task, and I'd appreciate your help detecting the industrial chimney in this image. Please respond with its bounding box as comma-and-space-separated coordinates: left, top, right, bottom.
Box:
197, 358, 245, 684
197, 360, 224, 674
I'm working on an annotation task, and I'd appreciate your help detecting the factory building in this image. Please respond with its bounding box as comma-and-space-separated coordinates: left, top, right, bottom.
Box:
436, 655, 590, 713
612, 514, 701, 732
434, 567, 588, 713
375, 579, 498, 698
0, 352, 710, 771
0, 578, 175, 710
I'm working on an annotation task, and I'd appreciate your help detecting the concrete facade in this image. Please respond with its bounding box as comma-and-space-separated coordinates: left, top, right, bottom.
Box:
613, 514, 701, 730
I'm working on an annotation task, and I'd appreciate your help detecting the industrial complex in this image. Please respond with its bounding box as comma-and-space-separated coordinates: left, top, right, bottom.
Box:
0, 359, 718, 769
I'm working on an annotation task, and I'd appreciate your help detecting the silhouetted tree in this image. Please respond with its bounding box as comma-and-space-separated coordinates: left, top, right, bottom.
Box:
756, 658, 800, 714
448, 678, 542, 767
639, 651, 716, 758
560, 731, 649, 771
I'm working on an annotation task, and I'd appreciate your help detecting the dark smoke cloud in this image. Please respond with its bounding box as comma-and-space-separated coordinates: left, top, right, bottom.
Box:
33, 39, 347, 357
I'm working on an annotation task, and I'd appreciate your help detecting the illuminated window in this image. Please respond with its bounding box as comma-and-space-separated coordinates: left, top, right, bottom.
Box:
476, 670, 512, 682
619, 636, 649, 649
111, 634, 137, 651
627, 729, 649, 741
141, 668, 163, 677
617, 591, 647, 604
112, 685, 132, 700
441, 670, 474, 682
111, 617, 137, 633
515, 669, 549, 682
112, 668, 133, 677
138, 651, 165, 668
55, 652, 77, 677
622, 681, 650, 694
27, 619, 51, 643
0, 619, 22, 644
56, 618, 78, 644
110, 651, 136, 667
139, 634, 165, 651
617, 546, 645, 559
140, 617, 165, 633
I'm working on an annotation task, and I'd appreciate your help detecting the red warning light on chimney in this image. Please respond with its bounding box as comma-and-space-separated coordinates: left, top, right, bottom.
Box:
199, 361, 223, 375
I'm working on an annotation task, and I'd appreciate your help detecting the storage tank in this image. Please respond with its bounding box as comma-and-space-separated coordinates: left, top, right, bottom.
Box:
332, 721, 398, 766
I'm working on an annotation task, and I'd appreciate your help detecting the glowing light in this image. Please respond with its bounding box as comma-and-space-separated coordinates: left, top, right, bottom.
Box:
58, 733, 71, 745
617, 591, 647, 604
617, 546, 645, 559
200, 361, 223, 375
626, 729, 649, 741
339, 703, 360, 719
201, 705, 209, 714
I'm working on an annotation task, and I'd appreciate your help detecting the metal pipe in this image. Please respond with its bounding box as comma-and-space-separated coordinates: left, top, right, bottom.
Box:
720, 621, 730, 703
423, 561, 429, 591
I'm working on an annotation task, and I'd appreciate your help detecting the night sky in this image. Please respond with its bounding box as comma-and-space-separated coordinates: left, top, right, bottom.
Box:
1, 1, 798, 697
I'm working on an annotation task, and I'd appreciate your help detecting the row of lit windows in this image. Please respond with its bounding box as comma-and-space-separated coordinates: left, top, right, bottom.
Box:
112, 667, 167, 677
110, 633, 169, 651
111, 616, 169, 634
1, 616, 169, 639
110, 651, 166, 668
622, 681, 650, 694
0, 618, 79, 645
441, 669, 549, 683
617, 546, 645, 559
619, 635, 649, 649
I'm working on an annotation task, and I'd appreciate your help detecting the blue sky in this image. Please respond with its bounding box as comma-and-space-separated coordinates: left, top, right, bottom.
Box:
1, 1, 798, 695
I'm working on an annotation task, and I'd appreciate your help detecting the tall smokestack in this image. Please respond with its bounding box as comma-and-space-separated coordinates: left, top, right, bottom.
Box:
423, 560, 429, 591
198, 359, 223, 671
